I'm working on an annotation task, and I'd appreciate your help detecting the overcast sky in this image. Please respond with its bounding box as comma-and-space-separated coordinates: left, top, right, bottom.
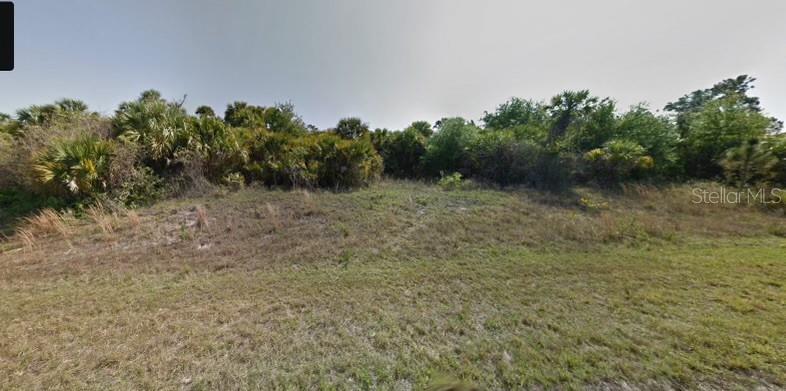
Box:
1, 0, 784, 129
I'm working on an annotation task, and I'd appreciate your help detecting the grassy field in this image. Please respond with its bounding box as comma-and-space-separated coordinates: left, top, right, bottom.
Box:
1, 181, 785, 390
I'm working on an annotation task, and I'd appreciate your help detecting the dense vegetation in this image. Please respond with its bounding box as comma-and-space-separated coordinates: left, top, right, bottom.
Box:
1, 75, 783, 218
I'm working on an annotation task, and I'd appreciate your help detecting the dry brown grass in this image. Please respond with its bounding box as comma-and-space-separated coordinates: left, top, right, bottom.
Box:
14, 227, 35, 251
85, 202, 115, 236
125, 210, 141, 228
21, 208, 71, 238
2, 180, 784, 280
195, 205, 209, 231
11, 208, 72, 250
265, 201, 283, 231
1, 181, 785, 389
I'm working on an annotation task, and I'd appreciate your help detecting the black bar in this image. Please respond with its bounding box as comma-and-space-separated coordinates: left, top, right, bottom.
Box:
0, 2, 13, 71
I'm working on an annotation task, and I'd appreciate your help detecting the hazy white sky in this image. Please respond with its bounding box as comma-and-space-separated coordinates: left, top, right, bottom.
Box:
1, 0, 784, 129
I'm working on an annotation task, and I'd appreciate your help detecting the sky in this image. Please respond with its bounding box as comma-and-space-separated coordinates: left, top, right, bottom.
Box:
1, 0, 784, 130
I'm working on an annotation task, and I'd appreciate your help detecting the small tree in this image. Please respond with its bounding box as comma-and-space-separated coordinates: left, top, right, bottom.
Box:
334, 117, 369, 140
195, 105, 216, 118
264, 102, 307, 135
377, 127, 427, 178
33, 135, 114, 197
224, 101, 266, 128
482, 97, 547, 130
407, 121, 433, 138
679, 95, 771, 178
422, 118, 479, 176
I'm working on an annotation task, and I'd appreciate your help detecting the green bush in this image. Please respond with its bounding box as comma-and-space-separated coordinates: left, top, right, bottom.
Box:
263, 102, 308, 135
615, 105, 680, 177
243, 131, 382, 189
422, 118, 479, 177
720, 140, 778, 187
679, 95, 772, 178
438, 172, 464, 191
557, 97, 617, 152
224, 101, 267, 128
243, 130, 310, 186
582, 139, 653, 184
310, 133, 382, 189
762, 136, 786, 185
15, 99, 92, 127
0, 130, 13, 189
108, 165, 164, 207
33, 136, 114, 198
482, 97, 548, 130
375, 127, 427, 178
104, 141, 162, 206
468, 130, 536, 186
113, 90, 191, 171
334, 117, 370, 140
187, 116, 246, 181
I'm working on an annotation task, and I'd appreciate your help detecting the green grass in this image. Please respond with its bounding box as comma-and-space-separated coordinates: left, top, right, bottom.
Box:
1, 181, 785, 389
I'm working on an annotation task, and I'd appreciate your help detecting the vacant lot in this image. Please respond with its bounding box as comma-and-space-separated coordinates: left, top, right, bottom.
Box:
1, 182, 785, 390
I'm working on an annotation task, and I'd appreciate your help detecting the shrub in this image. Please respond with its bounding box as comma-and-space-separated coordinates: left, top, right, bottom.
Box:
33, 135, 114, 198
105, 141, 161, 206
221, 172, 246, 191
15, 99, 92, 127
408, 121, 433, 138
524, 149, 576, 190
545, 90, 605, 144
224, 101, 267, 129
0, 130, 13, 189
679, 95, 772, 178
615, 105, 680, 177
0, 107, 111, 192
720, 140, 778, 187
243, 130, 311, 186
482, 97, 548, 130
187, 116, 246, 181
109, 165, 163, 207
334, 117, 370, 140
438, 172, 464, 191
243, 131, 382, 189
311, 133, 382, 189
113, 90, 191, 170
459, 128, 574, 189
195, 105, 216, 118
422, 118, 479, 177
263, 102, 308, 135
375, 127, 427, 178
558, 97, 618, 152
468, 130, 536, 186
762, 136, 786, 185
582, 139, 653, 184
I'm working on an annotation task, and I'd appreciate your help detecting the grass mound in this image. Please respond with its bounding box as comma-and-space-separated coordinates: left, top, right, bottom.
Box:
1, 181, 785, 389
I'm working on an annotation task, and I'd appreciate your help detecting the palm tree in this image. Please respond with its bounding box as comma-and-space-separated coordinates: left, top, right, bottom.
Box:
721, 140, 778, 187
33, 136, 114, 196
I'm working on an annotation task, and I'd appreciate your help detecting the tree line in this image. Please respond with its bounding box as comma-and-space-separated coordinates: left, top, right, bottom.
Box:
0, 75, 783, 212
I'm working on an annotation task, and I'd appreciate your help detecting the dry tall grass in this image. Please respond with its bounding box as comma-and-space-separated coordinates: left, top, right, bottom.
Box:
21, 208, 71, 238
2, 181, 785, 278
195, 205, 209, 231
126, 210, 141, 227
85, 202, 116, 236
11, 208, 73, 251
